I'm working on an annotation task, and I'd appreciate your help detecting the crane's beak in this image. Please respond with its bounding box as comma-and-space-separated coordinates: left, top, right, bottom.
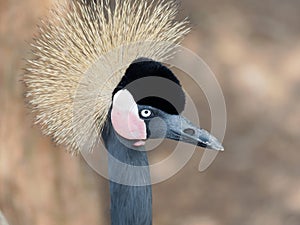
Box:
164, 115, 224, 151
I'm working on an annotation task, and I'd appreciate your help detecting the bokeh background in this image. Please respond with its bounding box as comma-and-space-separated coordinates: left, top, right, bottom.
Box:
1, 0, 300, 224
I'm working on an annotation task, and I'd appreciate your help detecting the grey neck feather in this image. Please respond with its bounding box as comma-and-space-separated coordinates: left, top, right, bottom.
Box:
102, 120, 152, 225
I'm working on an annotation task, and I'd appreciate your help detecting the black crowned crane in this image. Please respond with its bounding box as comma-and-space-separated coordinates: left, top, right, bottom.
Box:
24, 0, 224, 225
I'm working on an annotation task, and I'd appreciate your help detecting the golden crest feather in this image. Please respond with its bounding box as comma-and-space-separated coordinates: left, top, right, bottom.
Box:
24, 0, 190, 153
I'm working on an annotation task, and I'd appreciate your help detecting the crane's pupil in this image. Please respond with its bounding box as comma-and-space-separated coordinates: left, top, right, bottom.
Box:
141, 110, 151, 118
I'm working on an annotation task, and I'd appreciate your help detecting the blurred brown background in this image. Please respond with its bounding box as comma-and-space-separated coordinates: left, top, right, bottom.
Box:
1, 0, 300, 224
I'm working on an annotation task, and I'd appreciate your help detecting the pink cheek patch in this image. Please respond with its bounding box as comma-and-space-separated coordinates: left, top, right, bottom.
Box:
111, 90, 147, 141
111, 110, 146, 140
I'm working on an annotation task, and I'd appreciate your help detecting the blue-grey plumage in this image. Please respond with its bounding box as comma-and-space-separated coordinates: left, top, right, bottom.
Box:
102, 117, 152, 225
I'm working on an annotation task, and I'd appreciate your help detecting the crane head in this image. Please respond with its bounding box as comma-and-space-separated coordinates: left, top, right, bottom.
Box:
109, 59, 224, 151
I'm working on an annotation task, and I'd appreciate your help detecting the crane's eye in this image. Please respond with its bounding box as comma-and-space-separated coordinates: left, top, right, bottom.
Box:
140, 109, 152, 118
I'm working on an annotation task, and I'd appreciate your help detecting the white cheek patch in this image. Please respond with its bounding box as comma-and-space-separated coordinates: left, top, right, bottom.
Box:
111, 89, 147, 141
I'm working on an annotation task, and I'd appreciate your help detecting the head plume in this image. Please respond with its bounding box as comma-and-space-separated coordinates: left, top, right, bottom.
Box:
24, 0, 190, 153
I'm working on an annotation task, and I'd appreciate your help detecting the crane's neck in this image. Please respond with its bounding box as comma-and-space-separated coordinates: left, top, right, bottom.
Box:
102, 120, 152, 225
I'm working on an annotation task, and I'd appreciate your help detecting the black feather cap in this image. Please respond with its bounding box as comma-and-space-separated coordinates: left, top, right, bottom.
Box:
113, 58, 186, 115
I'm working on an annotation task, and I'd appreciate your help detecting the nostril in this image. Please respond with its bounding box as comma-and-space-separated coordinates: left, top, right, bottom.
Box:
183, 128, 195, 136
